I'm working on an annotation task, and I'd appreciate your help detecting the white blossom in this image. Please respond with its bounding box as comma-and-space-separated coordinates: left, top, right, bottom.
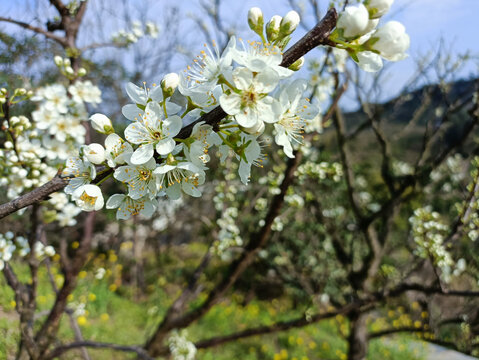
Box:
121, 82, 181, 121
125, 102, 182, 164
219, 67, 279, 128
368, 21, 410, 61
280, 10, 300, 35
114, 157, 158, 199
62, 157, 96, 195
178, 37, 235, 96
106, 194, 157, 220
104, 133, 133, 168
168, 330, 196, 360
248, 7, 264, 33
72, 184, 104, 212
154, 160, 205, 199
82, 143, 105, 165
90, 113, 114, 134
231, 39, 293, 78
273, 79, 319, 158
337, 4, 370, 39
68, 80, 102, 106
366, 0, 394, 19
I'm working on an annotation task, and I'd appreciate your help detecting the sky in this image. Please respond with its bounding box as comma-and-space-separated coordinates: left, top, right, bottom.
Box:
1, 0, 478, 106
380, 0, 479, 97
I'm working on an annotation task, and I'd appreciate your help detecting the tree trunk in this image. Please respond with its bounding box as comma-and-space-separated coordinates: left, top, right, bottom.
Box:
347, 312, 368, 360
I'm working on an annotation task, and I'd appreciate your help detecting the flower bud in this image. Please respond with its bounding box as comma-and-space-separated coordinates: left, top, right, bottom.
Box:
0, 88, 7, 95
368, 21, 410, 61
355, 51, 383, 72
145, 21, 159, 38
280, 11, 300, 36
366, 0, 394, 19
90, 113, 114, 134
248, 7, 264, 36
54, 55, 63, 66
63, 58, 71, 67
242, 120, 265, 136
364, 18, 379, 34
10, 116, 19, 126
266, 15, 282, 42
161, 73, 179, 97
288, 57, 304, 71
84, 143, 106, 164
15, 88, 27, 96
44, 246, 55, 257
65, 66, 74, 76
337, 4, 369, 39
77, 67, 87, 77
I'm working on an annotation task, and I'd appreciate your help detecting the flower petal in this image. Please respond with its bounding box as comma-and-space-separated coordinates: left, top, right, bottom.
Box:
122, 104, 143, 121
219, 94, 241, 115
155, 138, 175, 155
126, 82, 147, 104
106, 194, 125, 209
130, 144, 154, 164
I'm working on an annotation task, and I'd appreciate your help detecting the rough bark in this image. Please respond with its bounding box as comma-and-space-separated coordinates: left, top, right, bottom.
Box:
348, 311, 369, 360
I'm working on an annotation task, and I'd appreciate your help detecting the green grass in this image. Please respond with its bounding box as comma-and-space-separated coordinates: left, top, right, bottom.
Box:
0, 251, 427, 360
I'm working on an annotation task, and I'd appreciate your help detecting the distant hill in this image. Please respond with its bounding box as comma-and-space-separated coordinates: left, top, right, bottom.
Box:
343, 78, 477, 128
326, 78, 479, 163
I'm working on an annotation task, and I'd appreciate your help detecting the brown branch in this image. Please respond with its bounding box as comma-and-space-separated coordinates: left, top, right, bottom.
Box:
332, 107, 363, 221
383, 282, 479, 298
0, 8, 338, 221
280, 8, 337, 68
0, 17, 66, 46
146, 151, 304, 355
0, 175, 67, 219
194, 304, 353, 349
152, 302, 362, 356
44, 341, 154, 360
43, 236, 92, 360
49, 0, 69, 16
369, 326, 427, 339
80, 42, 121, 52
361, 100, 479, 230
177, 8, 338, 140
35, 212, 96, 356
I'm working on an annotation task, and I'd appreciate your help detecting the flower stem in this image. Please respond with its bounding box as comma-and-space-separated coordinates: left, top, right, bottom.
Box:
96, 172, 113, 186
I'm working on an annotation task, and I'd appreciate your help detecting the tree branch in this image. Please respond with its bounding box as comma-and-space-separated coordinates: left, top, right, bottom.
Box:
0, 17, 66, 46
44, 341, 154, 360
153, 302, 362, 356
35, 212, 96, 356
146, 151, 304, 355
369, 327, 427, 339
0, 8, 338, 220
0, 175, 67, 219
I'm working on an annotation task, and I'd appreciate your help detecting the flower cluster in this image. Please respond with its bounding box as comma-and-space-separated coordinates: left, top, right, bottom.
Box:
457, 157, 479, 242
54, 56, 88, 81
168, 330, 197, 360
62, 5, 410, 219
112, 20, 159, 46
63, 7, 324, 218
0, 71, 101, 225
0, 232, 55, 270
296, 160, 343, 183
409, 207, 453, 280
330, 0, 410, 72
